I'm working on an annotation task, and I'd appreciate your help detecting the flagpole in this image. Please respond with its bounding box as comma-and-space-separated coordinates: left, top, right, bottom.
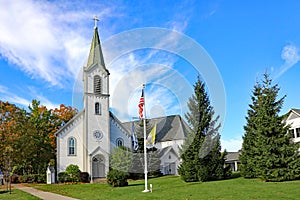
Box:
142, 83, 149, 192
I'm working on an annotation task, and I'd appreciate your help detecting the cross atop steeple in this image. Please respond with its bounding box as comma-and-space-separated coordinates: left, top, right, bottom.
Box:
86, 16, 109, 75
93, 16, 99, 29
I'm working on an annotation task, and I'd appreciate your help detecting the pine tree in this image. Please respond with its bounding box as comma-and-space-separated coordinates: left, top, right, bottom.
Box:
178, 77, 229, 182
240, 73, 300, 181
240, 83, 262, 178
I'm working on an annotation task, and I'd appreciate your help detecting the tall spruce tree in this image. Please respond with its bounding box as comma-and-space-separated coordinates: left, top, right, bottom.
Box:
240, 73, 300, 181
178, 77, 229, 182
240, 83, 262, 178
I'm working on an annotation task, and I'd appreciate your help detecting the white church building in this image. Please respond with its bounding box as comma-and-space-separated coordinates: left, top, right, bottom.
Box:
55, 24, 189, 180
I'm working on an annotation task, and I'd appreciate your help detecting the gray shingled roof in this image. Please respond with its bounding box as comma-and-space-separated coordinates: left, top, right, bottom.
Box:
225, 152, 241, 162
158, 146, 180, 158
122, 115, 190, 142
291, 108, 300, 116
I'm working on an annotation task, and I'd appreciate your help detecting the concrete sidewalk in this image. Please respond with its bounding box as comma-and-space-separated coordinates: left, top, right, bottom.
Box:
14, 184, 79, 200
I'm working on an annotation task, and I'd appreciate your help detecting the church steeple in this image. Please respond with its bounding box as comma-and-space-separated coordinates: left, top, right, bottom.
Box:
86, 19, 108, 74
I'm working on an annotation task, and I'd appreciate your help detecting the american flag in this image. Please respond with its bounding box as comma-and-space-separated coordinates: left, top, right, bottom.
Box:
138, 89, 144, 119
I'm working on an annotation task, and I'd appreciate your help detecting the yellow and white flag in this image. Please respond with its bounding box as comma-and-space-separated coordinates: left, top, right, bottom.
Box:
147, 124, 156, 148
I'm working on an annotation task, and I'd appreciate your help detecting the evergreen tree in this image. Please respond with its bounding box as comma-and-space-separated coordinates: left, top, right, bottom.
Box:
240, 83, 262, 178
240, 73, 300, 181
178, 76, 229, 182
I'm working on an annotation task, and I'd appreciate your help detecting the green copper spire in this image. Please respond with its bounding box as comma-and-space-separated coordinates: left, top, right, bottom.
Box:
86, 26, 107, 71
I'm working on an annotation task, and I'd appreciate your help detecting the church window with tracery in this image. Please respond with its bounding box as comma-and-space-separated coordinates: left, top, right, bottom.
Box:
94, 75, 101, 94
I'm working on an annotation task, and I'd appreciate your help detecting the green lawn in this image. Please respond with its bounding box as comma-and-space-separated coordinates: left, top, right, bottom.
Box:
28, 176, 300, 200
0, 188, 40, 200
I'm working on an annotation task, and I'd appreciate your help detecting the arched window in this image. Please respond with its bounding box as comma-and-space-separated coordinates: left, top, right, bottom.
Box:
116, 138, 124, 147
68, 137, 76, 156
94, 75, 101, 94
95, 102, 101, 115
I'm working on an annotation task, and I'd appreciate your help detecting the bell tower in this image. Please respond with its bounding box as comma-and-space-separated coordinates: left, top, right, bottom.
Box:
82, 18, 110, 177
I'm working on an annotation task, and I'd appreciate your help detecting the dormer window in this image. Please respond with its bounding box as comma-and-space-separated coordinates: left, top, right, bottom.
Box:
94, 75, 101, 94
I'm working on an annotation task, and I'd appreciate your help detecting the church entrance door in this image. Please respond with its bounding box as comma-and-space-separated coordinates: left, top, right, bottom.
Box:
92, 154, 105, 178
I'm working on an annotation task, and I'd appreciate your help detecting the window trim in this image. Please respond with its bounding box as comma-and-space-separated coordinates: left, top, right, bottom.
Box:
116, 138, 124, 147
296, 128, 300, 138
68, 137, 76, 156
95, 102, 101, 115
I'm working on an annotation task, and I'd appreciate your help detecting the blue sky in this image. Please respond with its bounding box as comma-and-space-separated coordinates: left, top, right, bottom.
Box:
0, 0, 300, 151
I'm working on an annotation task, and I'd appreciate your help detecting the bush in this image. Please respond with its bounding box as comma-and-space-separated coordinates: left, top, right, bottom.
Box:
18, 174, 45, 183
65, 164, 80, 183
11, 175, 19, 183
58, 172, 67, 183
107, 169, 129, 187
36, 174, 46, 183
20, 175, 28, 183
80, 172, 90, 183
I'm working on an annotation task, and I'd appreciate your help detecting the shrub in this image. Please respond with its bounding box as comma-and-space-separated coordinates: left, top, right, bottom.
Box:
80, 172, 90, 183
20, 175, 28, 183
27, 174, 35, 183
65, 164, 80, 183
36, 174, 46, 183
107, 169, 128, 187
11, 175, 19, 183
58, 172, 67, 183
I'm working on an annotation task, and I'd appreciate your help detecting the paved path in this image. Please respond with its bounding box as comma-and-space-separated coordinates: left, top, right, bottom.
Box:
13, 184, 79, 200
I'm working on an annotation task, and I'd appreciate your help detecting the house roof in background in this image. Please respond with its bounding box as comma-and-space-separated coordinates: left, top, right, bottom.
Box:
122, 115, 190, 142
291, 109, 300, 116
225, 152, 241, 162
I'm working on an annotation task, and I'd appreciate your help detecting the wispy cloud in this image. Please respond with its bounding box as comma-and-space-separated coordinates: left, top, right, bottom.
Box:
0, 0, 115, 87
0, 85, 8, 93
221, 137, 242, 152
0, 84, 59, 109
0, 85, 31, 107
0, 0, 193, 121
108, 52, 183, 121
274, 44, 300, 79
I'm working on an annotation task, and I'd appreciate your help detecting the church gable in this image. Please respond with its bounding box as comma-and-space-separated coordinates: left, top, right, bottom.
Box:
110, 112, 131, 149
55, 110, 84, 138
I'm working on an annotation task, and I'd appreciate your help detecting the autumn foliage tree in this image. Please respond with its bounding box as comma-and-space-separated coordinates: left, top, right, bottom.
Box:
0, 101, 31, 176
0, 100, 77, 176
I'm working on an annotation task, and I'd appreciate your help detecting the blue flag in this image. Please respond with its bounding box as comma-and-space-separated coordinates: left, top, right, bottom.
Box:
131, 122, 139, 151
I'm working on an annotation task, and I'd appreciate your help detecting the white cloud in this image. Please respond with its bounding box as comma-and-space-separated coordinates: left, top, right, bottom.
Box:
281, 44, 300, 64
106, 47, 192, 122
27, 87, 60, 109
0, 85, 8, 93
0, 84, 59, 109
274, 44, 300, 79
0, 0, 193, 121
0, 0, 114, 87
0, 85, 31, 107
221, 137, 242, 152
